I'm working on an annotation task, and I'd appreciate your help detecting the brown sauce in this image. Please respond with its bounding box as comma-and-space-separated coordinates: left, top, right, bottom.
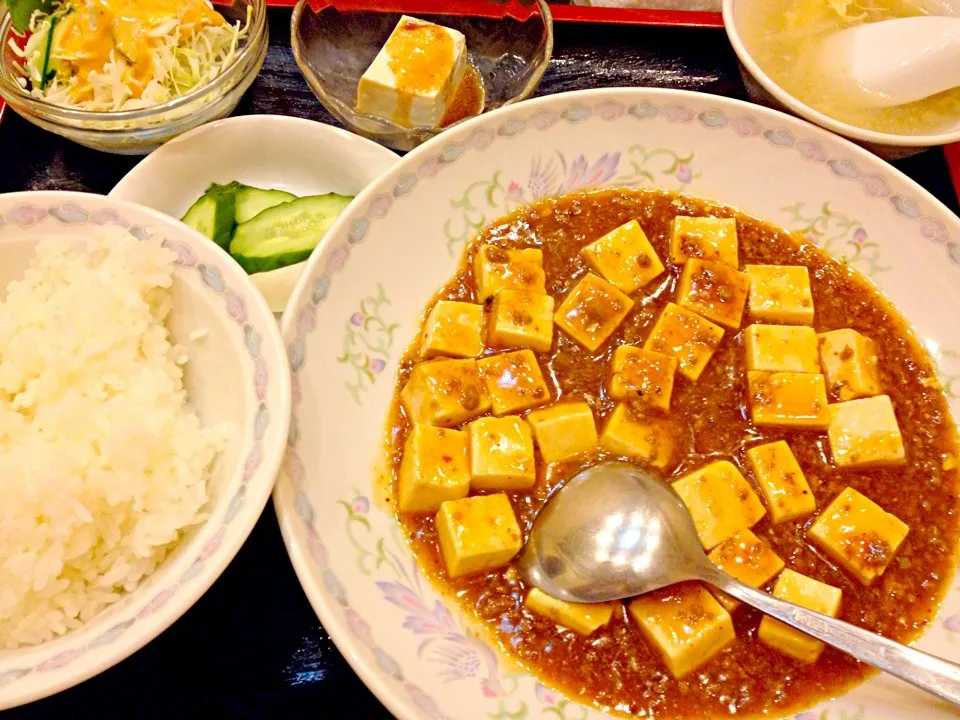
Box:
385, 188, 960, 718
442, 65, 485, 128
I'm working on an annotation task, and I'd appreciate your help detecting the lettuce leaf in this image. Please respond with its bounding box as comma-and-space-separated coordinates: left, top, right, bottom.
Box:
8, 0, 56, 32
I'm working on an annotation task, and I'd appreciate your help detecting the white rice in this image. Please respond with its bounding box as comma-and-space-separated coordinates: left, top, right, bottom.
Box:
0, 228, 228, 649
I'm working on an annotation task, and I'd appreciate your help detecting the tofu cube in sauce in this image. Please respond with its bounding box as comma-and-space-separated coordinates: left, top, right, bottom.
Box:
672, 460, 766, 550
525, 588, 618, 636
644, 302, 724, 381
707, 528, 785, 612
474, 245, 546, 302
554, 272, 634, 352
435, 494, 523, 578
827, 395, 905, 467
744, 324, 820, 374
818, 328, 882, 401
420, 300, 485, 359
580, 219, 665, 293
599, 401, 678, 469
398, 425, 470, 513
401, 358, 491, 427
478, 349, 550, 415
607, 345, 677, 410
676, 259, 750, 330
744, 264, 815, 325
670, 216, 739, 268
808, 487, 909, 586
467, 416, 536, 491
747, 370, 830, 429
746, 440, 817, 523
758, 569, 842, 662
526, 401, 599, 464
628, 583, 736, 679
488, 289, 554, 352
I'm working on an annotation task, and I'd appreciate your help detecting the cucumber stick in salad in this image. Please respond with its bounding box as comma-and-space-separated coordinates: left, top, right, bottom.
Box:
180, 182, 354, 275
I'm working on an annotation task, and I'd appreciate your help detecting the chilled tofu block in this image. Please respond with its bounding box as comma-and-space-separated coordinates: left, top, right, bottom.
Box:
676, 259, 750, 330
672, 460, 766, 550
436, 493, 523, 578
488, 290, 554, 352
554, 273, 634, 352
401, 358, 491, 427
599, 402, 676, 469
607, 346, 677, 410
745, 441, 816, 523
356, 16, 467, 128
808, 487, 909, 585
525, 588, 617, 636
628, 583, 735, 679
526, 401, 598, 464
708, 528, 785, 611
580, 219, 665, 293
478, 349, 550, 415
744, 264, 815, 325
670, 216, 739, 268
747, 371, 830, 429
398, 425, 471, 513
468, 416, 536, 491
644, 302, 725, 381
744, 324, 820, 374
818, 329, 882, 401
827, 395, 905, 467
474, 245, 546, 302
420, 301, 485, 359
758, 569, 842, 662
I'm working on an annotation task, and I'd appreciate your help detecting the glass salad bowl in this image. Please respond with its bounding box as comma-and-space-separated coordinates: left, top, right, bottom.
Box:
0, 0, 267, 155
291, 0, 554, 151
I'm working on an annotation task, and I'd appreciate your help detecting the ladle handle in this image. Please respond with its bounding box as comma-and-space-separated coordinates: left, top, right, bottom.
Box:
705, 569, 960, 708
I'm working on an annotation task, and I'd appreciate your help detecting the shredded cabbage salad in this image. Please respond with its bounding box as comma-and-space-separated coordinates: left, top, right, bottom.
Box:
7, 0, 250, 111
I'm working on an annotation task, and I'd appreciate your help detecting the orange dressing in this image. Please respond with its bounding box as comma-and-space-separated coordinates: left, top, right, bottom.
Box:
52, 0, 225, 101
441, 64, 484, 127
385, 19, 454, 127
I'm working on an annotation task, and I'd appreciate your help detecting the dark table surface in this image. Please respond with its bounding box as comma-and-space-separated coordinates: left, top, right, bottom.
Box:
2, 9, 959, 720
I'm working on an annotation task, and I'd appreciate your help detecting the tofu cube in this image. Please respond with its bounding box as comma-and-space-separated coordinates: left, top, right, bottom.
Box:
827, 395, 905, 467
488, 290, 554, 352
808, 487, 909, 585
745, 441, 816, 523
670, 216, 739, 268
672, 460, 766, 550
628, 583, 735, 679
468, 416, 536, 491
580, 220, 665, 293
525, 588, 617, 636
356, 16, 468, 129
420, 301, 485, 359
744, 264, 815, 325
435, 494, 523, 578
744, 324, 820, 373
607, 346, 677, 410
758, 569, 842, 662
478, 349, 550, 415
818, 329, 882, 401
398, 425, 471, 513
474, 245, 546, 302
676, 259, 750, 330
644, 302, 725, 381
708, 528, 785, 611
526, 402, 599, 464
747, 371, 830, 429
599, 401, 677, 469
554, 273, 634, 352
401, 359, 491, 427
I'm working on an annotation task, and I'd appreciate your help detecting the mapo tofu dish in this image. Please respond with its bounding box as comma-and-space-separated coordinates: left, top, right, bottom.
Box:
384, 188, 960, 718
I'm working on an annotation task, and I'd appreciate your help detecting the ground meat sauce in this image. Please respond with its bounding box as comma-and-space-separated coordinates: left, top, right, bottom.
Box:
385, 188, 960, 718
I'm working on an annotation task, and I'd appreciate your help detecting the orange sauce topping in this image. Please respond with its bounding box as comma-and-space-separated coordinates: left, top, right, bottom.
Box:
385, 19, 455, 126
442, 64, 484, 127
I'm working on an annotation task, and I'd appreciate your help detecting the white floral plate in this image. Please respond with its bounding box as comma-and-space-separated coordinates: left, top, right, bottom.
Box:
275, 88, 960, 720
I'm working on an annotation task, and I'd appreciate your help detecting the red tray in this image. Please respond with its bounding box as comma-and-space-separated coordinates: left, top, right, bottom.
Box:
270, 0, 724, 27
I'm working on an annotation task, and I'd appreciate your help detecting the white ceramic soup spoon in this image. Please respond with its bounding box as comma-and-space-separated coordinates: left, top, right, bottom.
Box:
820, 15, 960, 108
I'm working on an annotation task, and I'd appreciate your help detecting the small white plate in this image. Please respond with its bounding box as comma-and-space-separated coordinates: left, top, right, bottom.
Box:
109, 115, 400, 311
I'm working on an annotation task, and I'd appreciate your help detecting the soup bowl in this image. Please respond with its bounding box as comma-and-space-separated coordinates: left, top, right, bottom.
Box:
722, 0, 960, 160
277, 88, 960, 720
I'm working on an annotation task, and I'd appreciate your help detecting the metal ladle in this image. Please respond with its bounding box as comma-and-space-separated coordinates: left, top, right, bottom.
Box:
518, 461, 960, 707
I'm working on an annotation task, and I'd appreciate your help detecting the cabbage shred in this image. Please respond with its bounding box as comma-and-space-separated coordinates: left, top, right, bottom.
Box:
7, 0, 250, 111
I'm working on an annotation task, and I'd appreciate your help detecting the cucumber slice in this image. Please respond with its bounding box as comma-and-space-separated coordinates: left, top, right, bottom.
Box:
229, 193, 353, 275
235, 187, 297, 224
181, 191, 236, 250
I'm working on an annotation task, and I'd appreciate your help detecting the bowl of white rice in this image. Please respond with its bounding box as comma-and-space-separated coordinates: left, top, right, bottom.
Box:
0, 191, 291, 709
